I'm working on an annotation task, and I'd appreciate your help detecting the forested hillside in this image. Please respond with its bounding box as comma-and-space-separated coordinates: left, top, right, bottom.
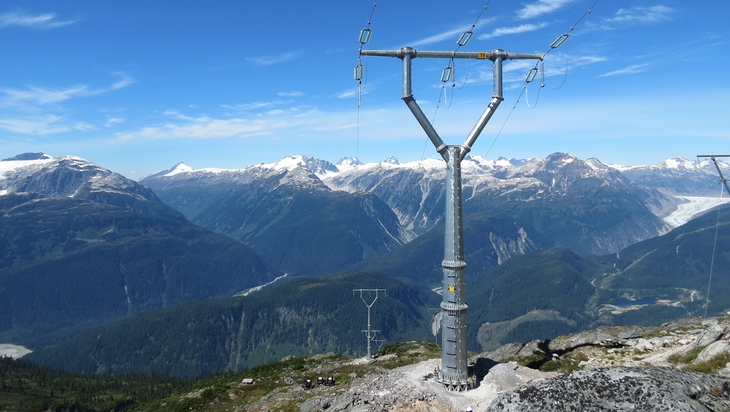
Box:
26, 272, 440, 378
0, 193, 279, 348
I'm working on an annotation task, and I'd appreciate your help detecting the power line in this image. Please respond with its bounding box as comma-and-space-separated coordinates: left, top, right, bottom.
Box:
432, 2, 492, 120
485, 0, 601, 157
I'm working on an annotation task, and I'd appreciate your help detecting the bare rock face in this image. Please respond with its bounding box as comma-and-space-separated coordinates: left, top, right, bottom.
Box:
486, 366, 730, 412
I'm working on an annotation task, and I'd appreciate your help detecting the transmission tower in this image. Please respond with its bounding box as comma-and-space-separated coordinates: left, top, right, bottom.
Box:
359, 47, 543, 390
353, 288, 386, 359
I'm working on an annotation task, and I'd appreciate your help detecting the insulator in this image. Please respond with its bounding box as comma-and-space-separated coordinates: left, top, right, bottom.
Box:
354, 64, 364, 81
441, 66, 453, 83
358, 28, 372, 45
525, 68, 538, 83
540, 61, 545, 85
457, 31, 473, 47
550, 33, 569, 49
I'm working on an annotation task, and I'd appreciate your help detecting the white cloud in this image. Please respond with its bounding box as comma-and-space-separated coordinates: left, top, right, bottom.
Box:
478, 23, 550, 40
118, 117, 272, 140
105, 117, 125, 127
0, 11, 77, 29
117, 106, 363, 141
0, 115, 68, 135
405, 18, 493, 48
221, 100, 287, 111
0, 73, 135, 106
1, 85, 88, 105
516, 0, 576, 20
109, 73, 135, 90
245, 52, 301, 66
336, 88, 359, 99
75, 122, 95, 131
599, 64, 650, 77
278, 91, 304, 97
607, 6, 673, 23
472, 53, 606, 84
408, 27, 468, 48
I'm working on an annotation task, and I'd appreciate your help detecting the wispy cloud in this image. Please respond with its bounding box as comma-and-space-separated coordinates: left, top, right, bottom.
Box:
607, 6, 673, 23
408, 27, 469, 48
585, 6, 675, 32
118, 106, 359, 141
336, 88, 359, 99
472, 53, 606, 84
245, 52, 301, 66
1, 85, 88, 105
118, 118, 272, 140
0, 11, 77, 30
479, 23, 550, 40
516, 0, 576, 20
278, 91, 304, 97
105, 117, 125, 127
0, 115, 68, 135
405, 19, 492, 48
75, 122, 95, 131
599, 64, 650, 77
221, 100, 288, 111
0, 73, 135, 106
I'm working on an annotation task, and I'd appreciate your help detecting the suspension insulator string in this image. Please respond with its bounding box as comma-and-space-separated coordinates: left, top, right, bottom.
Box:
354, 1, 378, 161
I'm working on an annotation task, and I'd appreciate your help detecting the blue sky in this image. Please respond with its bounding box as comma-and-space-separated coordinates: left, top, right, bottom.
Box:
0, 0, 727, 178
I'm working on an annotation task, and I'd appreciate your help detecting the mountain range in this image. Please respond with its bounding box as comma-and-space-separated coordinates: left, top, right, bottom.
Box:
141, 152, 727, 262
4, 151, 730, 379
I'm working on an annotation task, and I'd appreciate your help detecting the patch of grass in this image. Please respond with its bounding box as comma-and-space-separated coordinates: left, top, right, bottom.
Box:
668, 346, 705, 365
538, 352, 589, 373
684, 353, 730, 374
509, 354, 547, 369
376, 341, 439, 357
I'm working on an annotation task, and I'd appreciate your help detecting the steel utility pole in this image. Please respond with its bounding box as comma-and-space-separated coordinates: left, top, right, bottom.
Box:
360, 47, 543, 391
353, 288, 386, 359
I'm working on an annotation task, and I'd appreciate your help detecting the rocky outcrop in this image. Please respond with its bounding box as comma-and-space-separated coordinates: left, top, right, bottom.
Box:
487, 367, 730, 412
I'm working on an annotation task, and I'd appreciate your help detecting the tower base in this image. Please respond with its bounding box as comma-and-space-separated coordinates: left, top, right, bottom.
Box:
433, 364, 476, 391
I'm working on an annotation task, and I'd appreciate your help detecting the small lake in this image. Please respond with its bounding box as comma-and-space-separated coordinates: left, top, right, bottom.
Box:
613, 297, 657, 307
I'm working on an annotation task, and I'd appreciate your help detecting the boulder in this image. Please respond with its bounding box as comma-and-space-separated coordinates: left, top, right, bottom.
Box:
618, 329, 642, 340
695, 340, 730, 364
486, 366, 730, 412
694, 320, 725, 347
548, 330, 617, 352
486, 340, 546, 362
480, 362, 556, 393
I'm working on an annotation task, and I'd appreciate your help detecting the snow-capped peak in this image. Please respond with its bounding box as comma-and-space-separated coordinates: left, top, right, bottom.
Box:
337, 157, 362, 167
260, 155, 308, 171
164, 162, 194, 177
255, 155, 338, 175
383, 157, 399, 165
658, 157, 696, 170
